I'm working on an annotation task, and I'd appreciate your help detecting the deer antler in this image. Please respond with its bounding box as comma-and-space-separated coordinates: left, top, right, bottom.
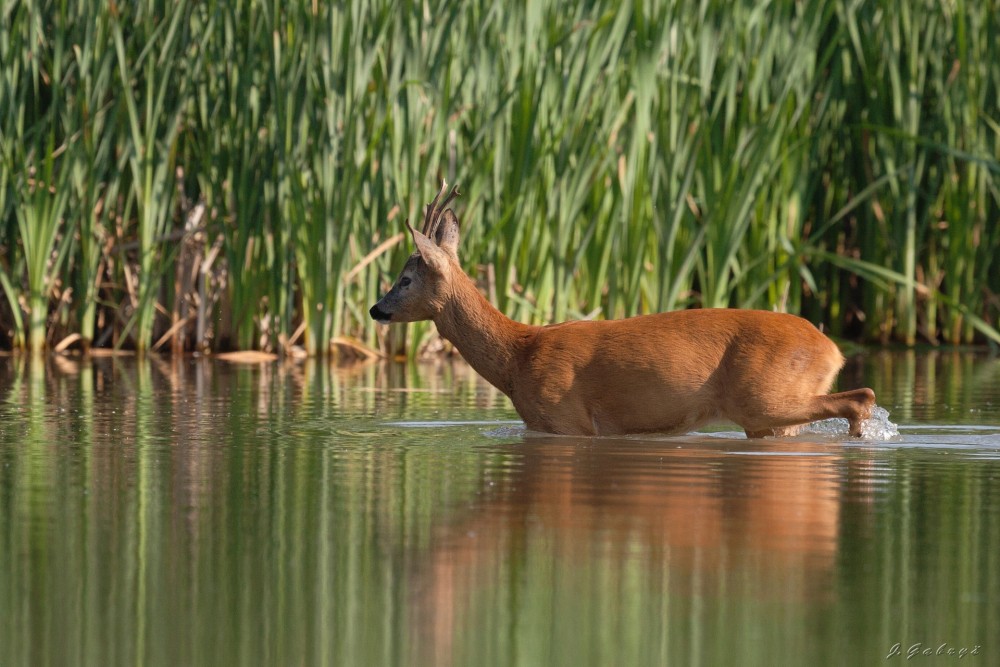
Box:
421, 179, 461, 239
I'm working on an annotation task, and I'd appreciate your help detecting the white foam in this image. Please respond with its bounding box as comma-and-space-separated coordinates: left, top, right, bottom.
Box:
384, 419, 522, 428
483, 425, 529, 438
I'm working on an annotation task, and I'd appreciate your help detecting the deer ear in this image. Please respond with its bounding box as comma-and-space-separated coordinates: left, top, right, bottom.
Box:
434, 209, 461, 258
407, 219, 451, 274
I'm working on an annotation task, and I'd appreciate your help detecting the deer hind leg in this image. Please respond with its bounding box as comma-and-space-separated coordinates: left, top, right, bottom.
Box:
822, 388, 877, 436
745, 424, 805, 439
740, 388, 877, 439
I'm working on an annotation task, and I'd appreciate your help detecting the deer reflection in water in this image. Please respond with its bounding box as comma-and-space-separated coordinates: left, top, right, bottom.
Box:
408, 435, 872, 664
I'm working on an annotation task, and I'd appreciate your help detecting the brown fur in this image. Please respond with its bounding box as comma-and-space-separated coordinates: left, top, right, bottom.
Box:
370, 185, 876, 437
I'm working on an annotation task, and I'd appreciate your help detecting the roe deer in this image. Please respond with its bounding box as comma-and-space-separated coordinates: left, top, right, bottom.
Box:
369, 182, 876, 438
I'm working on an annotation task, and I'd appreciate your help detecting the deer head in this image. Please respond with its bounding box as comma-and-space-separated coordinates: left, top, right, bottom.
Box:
369, 181, 462, 324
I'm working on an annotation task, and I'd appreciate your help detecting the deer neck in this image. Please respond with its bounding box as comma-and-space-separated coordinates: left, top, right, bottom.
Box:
432, 270, 534, 396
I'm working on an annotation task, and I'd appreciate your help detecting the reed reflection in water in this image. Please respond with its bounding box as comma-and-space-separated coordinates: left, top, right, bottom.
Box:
0, 352, 997, 667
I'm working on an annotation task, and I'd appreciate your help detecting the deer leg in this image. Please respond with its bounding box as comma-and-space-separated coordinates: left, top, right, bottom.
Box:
820, 388, 877, 436
744, 424, 804, 439
739, 387, 876, 439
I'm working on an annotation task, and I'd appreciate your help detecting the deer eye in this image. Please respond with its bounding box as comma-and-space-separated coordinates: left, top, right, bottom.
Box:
399, 276, 412, 288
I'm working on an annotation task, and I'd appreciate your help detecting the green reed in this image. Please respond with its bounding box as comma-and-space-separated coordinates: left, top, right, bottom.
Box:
1, 1, 75, 354
1, 0, 998, 356
112, 0, 207, 352
0, 0, 32, 350
64, 0, 118, 350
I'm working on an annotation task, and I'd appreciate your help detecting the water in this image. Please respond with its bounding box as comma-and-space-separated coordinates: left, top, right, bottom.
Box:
0, 351, 998, 667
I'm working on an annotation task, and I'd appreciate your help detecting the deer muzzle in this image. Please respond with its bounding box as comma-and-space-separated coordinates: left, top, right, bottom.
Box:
369, 303, 391, 324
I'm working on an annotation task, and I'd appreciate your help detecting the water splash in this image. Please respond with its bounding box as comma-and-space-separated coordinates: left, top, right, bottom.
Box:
860, 406, 901, 440
803, 405, 899, 441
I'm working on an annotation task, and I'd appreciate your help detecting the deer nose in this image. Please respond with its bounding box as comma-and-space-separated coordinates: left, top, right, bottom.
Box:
369, 304, 390, 322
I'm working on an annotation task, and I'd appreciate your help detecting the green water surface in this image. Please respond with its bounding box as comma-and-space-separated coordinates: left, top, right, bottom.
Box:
0, 352, 998, 667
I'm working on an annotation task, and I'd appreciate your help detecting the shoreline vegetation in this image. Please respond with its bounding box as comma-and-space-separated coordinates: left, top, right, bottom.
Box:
1, 0, 998, 359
